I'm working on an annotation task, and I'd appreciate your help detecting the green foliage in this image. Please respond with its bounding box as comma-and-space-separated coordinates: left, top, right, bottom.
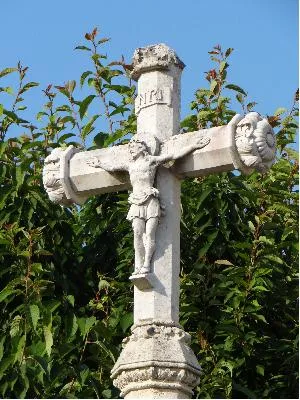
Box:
0, 31, 298, 399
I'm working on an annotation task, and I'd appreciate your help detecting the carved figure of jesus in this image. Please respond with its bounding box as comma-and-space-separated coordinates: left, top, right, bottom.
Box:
88, 134, 210, 274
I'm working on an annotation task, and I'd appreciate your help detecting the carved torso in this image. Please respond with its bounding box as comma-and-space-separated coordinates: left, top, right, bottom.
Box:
128, 155, 157, 196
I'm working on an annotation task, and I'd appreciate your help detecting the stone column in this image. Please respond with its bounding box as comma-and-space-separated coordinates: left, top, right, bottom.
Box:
111, 44, 201, 398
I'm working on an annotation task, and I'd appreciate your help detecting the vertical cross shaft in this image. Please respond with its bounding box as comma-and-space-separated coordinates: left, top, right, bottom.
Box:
111, 45, 201, 399
133, 54, 183, 325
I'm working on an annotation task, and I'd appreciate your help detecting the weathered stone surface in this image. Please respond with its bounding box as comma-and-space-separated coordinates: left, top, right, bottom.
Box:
42, 43, 276, 399
43, 115, 275, 207
129, 272, 155, 290
131, 43, 185, 81
111, 322, 200, 398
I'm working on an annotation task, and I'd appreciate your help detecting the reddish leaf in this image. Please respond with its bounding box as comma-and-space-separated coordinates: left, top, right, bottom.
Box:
267, 115, 281, 127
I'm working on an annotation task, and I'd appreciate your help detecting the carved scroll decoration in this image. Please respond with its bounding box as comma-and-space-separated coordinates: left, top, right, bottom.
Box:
43, 146, 86, 206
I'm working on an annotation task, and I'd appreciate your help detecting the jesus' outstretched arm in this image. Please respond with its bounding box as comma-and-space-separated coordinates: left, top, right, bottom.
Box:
151, 135, 211, 165
87, 156, 128, 172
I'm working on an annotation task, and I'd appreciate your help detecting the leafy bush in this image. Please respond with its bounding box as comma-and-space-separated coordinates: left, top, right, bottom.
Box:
0, 30, 298, 398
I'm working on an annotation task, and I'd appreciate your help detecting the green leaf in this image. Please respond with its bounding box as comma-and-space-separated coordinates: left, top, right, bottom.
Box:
75, 45, 91, 51
219, 61, 228, 72
253, 285, 269, 292
0, 337, 5, 362
19, 82, 39, 94
226, 84, 247, 96
274, 107, 287, 116
0, 67, 17, 78
80, 70, 93, 87
98, 37, 110, 44
13, 335, 26, 364
256, 364, 265, 376
119, 312, 133, 332
79, 95, 96, 119
98, 279, 110, 290
196, 188, 212, 210
197, 110, 214, 121
264, 254, 283, 264
19, 374, 29, 398
77, 316, 96, 337
247, 102, 258, 112
210, 80, 218, 94
66, 295, 75, 307
1, 86, 14, 94
32, 355, 50, 377
0, 356, 14, 379
10, 315, 22, 337
15, 165, 26, 188
81, 114, 100, 139
95, 340, 115, 362
248, 220, 255, 232
225, 47, 234, 57
36, 111, 48, 120
29, 304, 40, 331
0, 279, 21, 302
252, 314, 267, 323
65, 313, 78, 339
65, 80, 76, 94
44, 299, 61, 313
236, 93, 245, 104
43, 326, 53, 357
215, 259, 234, 266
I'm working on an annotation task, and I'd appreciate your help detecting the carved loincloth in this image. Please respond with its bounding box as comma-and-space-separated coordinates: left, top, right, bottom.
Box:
127, 188, 161, 221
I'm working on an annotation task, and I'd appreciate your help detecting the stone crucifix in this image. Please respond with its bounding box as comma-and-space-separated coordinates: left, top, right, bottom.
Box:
43, 44, 276, 398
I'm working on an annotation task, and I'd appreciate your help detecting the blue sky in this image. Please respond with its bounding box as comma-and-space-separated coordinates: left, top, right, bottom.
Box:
0, 0, 298, 134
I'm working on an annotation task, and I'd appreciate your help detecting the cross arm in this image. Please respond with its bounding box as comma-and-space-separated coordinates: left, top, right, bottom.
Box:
152, 135, 211, 165
43, 144, 131, 206
163, 113, 276, 179
42, 112, 276, 206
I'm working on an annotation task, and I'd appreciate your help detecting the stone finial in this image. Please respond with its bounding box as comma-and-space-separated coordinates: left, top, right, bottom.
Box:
234, 112, 276, 173
131, 43, 185, 81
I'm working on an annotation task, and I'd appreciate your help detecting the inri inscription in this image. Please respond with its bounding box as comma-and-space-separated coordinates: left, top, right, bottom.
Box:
135, 87, 172, 114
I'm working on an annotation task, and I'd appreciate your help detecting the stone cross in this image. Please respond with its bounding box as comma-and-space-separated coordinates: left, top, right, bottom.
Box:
43, 44, 276, 398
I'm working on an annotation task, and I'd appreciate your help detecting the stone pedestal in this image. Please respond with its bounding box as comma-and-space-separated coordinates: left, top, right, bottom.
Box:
111, 321, 201, 398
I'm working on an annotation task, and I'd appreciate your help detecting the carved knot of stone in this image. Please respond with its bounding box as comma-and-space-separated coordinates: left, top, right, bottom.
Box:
235, 112, 276, 173
128, 322, 191, 344
131, 43, 185, 80
113, 366, 200, 398
43, 146, 86, 206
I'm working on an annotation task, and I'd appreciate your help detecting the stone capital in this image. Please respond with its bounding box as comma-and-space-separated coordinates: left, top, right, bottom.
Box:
131, 43, 185, 81
111, 321, 201, 398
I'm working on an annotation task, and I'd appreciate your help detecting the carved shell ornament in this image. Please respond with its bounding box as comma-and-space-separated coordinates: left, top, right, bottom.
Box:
235, 112, 276, 172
